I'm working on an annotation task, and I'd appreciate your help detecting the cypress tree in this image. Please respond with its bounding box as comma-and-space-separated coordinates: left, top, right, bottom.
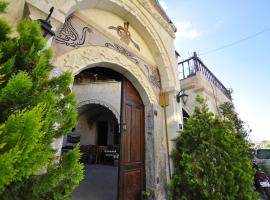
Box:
0, 2, 83, 199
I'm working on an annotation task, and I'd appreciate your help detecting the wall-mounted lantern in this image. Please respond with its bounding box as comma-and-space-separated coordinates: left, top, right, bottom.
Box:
176, 90, 188, 105
37, 7, 55, 40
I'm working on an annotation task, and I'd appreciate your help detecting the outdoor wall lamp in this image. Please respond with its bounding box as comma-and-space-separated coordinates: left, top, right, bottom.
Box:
37, 7, 55, 40
176, 90, 188, 105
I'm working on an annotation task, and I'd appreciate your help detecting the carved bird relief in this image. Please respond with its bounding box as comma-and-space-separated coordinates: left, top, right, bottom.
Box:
108, 22, 140, 52
55, 16, 93, 48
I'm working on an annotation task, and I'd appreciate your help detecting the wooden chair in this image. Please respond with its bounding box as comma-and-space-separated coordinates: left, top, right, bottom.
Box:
95, 146, 108, 164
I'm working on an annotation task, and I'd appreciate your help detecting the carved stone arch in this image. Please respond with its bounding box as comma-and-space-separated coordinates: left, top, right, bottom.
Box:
77, 99, 120, 124
52, 45, 158, 105
50, 0, 177, 90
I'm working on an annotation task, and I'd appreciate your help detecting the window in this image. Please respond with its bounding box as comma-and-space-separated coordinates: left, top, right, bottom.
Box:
257, 149, 270, 159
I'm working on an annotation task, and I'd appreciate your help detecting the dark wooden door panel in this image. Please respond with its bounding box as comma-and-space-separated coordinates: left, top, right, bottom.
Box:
123, 169, 143, 200
119, 79, 145, 200
131, 107, 142, 162
123, 104, 132, 163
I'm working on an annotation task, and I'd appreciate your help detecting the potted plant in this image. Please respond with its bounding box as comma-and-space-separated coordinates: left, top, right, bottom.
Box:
141, 189, 154, 200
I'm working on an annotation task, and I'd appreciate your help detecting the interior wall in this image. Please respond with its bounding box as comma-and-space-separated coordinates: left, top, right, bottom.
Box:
73, 81, 121, 122
75, 114, 97, 146
75, 107, 119, 146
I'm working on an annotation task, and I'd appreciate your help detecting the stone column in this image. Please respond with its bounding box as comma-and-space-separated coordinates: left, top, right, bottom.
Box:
145, 104, 169, 200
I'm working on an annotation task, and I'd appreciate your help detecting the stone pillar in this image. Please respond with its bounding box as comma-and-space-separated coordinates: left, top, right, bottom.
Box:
145, 104, 169, 200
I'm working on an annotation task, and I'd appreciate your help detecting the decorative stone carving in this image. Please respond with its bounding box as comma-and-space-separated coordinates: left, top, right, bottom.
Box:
52, 15, 161, 90
105, 43, 139, 64
149, 68, 161, 89
105, 43, 161, 89
108, 1, 174, 86
55, 15, 93, 48
108, 22, 140, 51
28, 0, 176, 90
53, 45, 158, 104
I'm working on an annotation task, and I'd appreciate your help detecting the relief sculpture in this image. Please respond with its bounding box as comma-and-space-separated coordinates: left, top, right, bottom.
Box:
149, 68, 161, 89
53, 16, 161, 90
55, 16, 93, 48
105, 43, 139, 64
108, 22, 140, 52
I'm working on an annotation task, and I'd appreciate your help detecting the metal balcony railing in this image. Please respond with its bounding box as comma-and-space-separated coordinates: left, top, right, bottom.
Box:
178, 52, 232, 100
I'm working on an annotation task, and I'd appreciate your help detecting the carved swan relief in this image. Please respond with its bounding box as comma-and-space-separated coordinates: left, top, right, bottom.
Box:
55, 16, 93, 48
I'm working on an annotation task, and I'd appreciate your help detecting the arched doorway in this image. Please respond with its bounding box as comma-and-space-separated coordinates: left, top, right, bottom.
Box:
64, 67, 145, 200
71, 103, 120, 200
53, 43, 172, 198
25, 0, 182, 197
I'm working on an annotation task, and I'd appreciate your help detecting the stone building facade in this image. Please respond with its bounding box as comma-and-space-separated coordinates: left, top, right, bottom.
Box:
2, 0, 183, 199
2, 1, 231, 199
179, 52, 232, 117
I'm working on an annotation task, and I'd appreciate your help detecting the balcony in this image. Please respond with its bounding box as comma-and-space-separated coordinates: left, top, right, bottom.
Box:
178, 52, 231, 115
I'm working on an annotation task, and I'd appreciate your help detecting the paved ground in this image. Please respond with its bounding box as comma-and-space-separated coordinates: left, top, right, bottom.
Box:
72, 164, 118, 200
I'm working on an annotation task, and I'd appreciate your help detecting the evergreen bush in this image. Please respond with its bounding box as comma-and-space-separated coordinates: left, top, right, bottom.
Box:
168, 96, 258, 200
0, 2, 83, 199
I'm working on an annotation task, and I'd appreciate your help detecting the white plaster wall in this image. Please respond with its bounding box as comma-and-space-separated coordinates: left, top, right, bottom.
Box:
76, 114, 97, 145
75, 113, 117, 146
73, 81, 121, 146
73, 81, 121, 119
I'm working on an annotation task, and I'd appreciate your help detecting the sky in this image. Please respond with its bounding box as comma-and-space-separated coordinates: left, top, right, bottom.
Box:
159, 0, 270, 142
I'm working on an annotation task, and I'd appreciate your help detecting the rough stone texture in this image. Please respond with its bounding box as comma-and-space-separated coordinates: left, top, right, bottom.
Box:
145, 104, 169, 200
180, 71, 231, 115
145, 104, 156, 190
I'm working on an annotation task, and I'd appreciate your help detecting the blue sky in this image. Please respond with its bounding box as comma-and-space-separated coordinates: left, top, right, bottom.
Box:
159, 0, 270, 141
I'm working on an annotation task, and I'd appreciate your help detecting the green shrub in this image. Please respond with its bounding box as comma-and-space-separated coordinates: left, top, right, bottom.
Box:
0, 1, 83, 199
168, 96, 258, 200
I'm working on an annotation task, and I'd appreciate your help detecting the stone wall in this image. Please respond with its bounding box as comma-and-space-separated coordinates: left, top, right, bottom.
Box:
74, 81, 121, 123
181, 71, 231, 115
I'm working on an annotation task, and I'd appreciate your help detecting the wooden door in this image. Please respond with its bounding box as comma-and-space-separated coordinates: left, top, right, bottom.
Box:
119, 79, 145, 200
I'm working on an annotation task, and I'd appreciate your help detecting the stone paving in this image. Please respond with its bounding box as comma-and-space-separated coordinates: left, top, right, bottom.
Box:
72, 164, 118, 200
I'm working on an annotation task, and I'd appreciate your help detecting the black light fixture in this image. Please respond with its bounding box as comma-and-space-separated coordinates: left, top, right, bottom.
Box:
176, 90, 188, 105
37, 7, 55, 40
